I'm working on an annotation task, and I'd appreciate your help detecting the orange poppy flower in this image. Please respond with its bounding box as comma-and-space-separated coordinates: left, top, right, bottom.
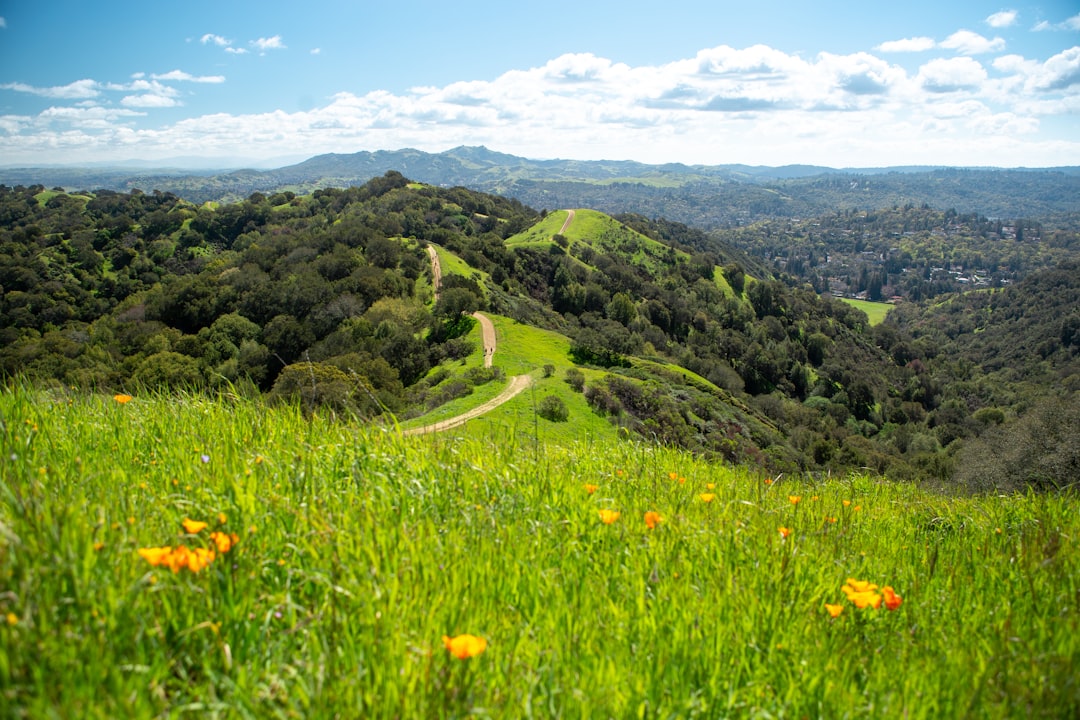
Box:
182, 518, 208, 534
598, 509, 620, 525
882, 586, 903, 611
584, 484, 599, 495
210, 531, 239, 553
778, 526, 792, 538
138, 546, 173, 566
843, 578, 878, 593
825, 603, 843, 618
668, 472, 678, 481
644, 511, 661, 529
113, 394, 133, 404
788, 495, 801, 505
842, 579, 882, 608
442, 634, 487, 659
699, 493, 716, 503
188, 547, 216, 572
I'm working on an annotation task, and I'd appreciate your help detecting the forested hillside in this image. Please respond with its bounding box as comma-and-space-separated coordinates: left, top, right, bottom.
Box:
4, 147, 1078, 229
1, 174, 1077, 488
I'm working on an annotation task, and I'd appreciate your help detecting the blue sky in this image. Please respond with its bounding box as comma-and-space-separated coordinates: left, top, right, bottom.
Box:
1, 0, 1078, 168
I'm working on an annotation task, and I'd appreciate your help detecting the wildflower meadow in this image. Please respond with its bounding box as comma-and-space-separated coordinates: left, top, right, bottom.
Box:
1, 384, 1078, 717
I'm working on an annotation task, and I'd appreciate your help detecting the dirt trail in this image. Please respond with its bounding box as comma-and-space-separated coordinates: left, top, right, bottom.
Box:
558, 209, 576, 235
405, 246, 530, 435
403, 374, 532, 436
475, 311, 496, 368
426, 246, 442, 302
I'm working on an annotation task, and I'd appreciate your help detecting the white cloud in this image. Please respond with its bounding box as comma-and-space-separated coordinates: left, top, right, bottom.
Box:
940, 30, 1006, 55
986, 11, 1018, 28
121, 94, 181, 108
151, 70, 226, 83
991, 48, 1080, 94
1033, 14, 1080, 32
0, 79, 100, 99
876, 37, 936, 53
1031, 46, 1080, 91
252, 36, 286, 52
0, 16, 6, 29
225, 47, 249, 55
311, 48, 321, 55
3, 44, 1077, 168
918, 57, 988, 92
201, 33, 231, 47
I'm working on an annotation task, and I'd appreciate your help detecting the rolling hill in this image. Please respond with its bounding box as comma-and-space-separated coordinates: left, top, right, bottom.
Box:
4, 146, 1078, 228
1, 173, 1077, 489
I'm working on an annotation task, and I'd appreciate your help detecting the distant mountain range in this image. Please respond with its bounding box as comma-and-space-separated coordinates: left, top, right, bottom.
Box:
4, 146, 1079, 228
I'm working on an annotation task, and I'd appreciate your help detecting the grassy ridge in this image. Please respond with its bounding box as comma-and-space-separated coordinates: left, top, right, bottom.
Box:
2, 385, 1078, 718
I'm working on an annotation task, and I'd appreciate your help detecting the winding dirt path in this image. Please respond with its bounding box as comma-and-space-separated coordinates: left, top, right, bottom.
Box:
558, 209, 576, 235
403, 374, 532, 436
404, 245, 532, 435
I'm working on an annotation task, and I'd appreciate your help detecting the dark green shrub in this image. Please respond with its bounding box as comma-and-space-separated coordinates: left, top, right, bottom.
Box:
537, 395, 569, 422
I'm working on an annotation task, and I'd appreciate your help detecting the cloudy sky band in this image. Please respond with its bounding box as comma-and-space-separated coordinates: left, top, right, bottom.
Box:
1, 6, 1077, 167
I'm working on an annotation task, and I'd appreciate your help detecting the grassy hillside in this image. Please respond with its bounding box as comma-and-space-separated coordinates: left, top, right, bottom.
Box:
840, 297, 893, 326
2, 385, 1078, 717
3, 177, 1076, 488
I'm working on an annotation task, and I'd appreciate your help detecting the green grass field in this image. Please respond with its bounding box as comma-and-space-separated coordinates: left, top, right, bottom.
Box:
839, 297, 894, 326
2, 384, 1078, 718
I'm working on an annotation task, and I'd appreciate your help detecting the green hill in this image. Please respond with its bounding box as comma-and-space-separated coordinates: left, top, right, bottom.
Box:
1, 174, 1077, 489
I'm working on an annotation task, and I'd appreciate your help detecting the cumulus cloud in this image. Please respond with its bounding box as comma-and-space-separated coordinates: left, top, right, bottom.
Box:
151, 70, 226, 83
1030, 47, 1080, 91
986, 11, 1018, 28
225, 47, 249, 55
876, 37, 936, 52
201, 33, 231, 47
252, 36, 286, 52
941, 30, 1006, 55
121, 94, 180, 108
918, 57, 988, 92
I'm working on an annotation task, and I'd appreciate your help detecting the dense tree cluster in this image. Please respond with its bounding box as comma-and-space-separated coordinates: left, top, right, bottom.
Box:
0, 175, 536, 416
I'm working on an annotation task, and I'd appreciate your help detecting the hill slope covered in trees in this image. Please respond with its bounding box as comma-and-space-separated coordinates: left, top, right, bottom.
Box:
1, 174, 1077, 488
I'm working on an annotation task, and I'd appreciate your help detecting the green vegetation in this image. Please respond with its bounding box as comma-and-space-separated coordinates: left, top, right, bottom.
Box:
4, 154, 1080, 716
3, 176, 1078, 487
840, 297, 892, 326
2, 385, 1078, 718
